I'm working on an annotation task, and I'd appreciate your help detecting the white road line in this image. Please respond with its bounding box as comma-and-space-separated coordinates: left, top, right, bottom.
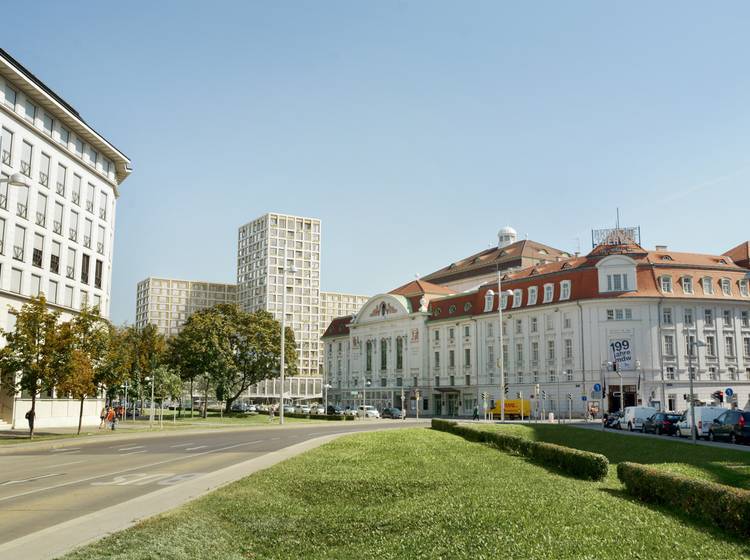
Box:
118, 446, 144, 451
170, 443, 193, 448
184, 446, 207, 451
120, 450, 147, 456
0, 473, 61, 486
0, 440, 264, 503
45, 460, 84, 470
271, 437, 280, 441
50, 448, 80, 453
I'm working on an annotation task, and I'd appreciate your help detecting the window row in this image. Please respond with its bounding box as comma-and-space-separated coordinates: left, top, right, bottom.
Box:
663, 334, 750, 359
6, 266, 102, 310
483, 280, 572, 313
662, 307, 750, 328
658, 275, 749, 297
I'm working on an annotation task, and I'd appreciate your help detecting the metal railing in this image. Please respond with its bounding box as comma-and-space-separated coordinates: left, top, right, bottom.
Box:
83, 235, 91, 248
35, 212, 45, 227
16, 203, 27, 218
20, 161, 31, 176
39, 172, 48, 187
53, 220, 62, 234
13, 245, 24, 260
68, 229, 77, 242
57, 182, 66, 196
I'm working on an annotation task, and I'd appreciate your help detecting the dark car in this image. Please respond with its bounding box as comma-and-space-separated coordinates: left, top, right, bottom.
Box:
327, 405, 344, 416
641, 413, 681, 435
708, 410, 750, 444
604, 412, 622, 429
231, 402, 249, 413
381, 407, 403, 419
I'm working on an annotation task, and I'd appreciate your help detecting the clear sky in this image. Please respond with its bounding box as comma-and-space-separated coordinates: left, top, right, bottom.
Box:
5, 1, 750, 324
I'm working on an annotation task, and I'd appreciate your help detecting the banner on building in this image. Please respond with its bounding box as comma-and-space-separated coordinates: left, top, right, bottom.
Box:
609, 337, 634, 370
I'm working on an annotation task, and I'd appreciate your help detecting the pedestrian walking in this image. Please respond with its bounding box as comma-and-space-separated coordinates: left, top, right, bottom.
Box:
106, 407, 116, 430
269, 406, 275, 422
99, 406, 107, 429
25, 409, 35, 432
473, 406, 479, 421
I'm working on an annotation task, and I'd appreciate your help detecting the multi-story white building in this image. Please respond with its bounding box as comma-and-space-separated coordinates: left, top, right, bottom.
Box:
319, 290, 369, 372
135, 277, 237, 337
0, 49, 131, 428
323, 229, 750, 418
237, 213, 322, 376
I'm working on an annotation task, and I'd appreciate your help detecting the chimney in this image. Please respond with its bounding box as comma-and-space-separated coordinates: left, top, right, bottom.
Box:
655, 245, 668, 251
574, 252, 580, 258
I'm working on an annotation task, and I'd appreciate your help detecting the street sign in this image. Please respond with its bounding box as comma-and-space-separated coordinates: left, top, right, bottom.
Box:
726, 388, 734, 398
590, 390, 602, 399
593, 383, 602, 392
581, 396, 587, 401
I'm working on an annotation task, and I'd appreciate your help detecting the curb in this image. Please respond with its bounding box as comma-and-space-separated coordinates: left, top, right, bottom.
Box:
0, 432, 348, 560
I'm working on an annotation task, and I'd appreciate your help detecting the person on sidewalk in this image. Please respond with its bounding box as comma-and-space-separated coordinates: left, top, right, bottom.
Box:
473, 406, 479, 421
106, 407, 116, 430
25, 409, 35, 432
99, 406, 107, 429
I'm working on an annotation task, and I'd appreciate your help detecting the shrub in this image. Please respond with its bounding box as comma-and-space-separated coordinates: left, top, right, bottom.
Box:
431, 419, 608, 481
617, 462, 750, 536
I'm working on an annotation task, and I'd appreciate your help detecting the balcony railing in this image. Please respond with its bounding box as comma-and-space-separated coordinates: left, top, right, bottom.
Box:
53, 220, 62, 234
16, 203, 27, 218
69, 229, 77, 242
1, 150, 10, 165
66, 266, 75, 279
86, 201, 93, 212
20, 161, 31, 177
56, 182, 66, 196
39, 172, 48, 187
97, 242, 104, 254
13, 245, 23, 260
35, 212, 45, 227
99, 208, 106, 220
71, 192, 79, 204
83, 235, 91, 248
0, 193, 6, 209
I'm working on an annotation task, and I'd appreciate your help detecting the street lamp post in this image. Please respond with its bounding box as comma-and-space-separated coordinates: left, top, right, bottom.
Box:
362, 379, 371, 419
496, 270, 513, 423
323, 383, 331, 415
687, 338, 706, 444
279, 254, 298, 426
145, 374, 155, 429
121, 382, 129, 422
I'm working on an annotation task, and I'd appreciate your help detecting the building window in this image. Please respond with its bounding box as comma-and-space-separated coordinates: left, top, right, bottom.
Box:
549, 369, 557, 383
547, 340, 555, 361
487, 346, 494, 368
725, 336, 735, 358
20, 141, 32, 177
660, 276, 673, 293
720, 278, 731, 296
564, 339, 573, 360
563, 314, 572, 329
607, 309, 614, 321
13, 225, 25, 261
543, 283, 554, 303
606, 273, 628, 292
516, 343, 524, 365
10, 268, 22, 293
708, 367, 718, 381
686, 334, 697, 357
729, 367, 738, 381
682, 277, 693, 294
530, 317, 537, 333
664, 335, 675, 356
528, 286, 538, 305
64, 285, 73, 307
464, 348, 471, 367
487, 323, 494, 338
50, 241, 61, 274
512, 289, 522, 308
662, 308, 673, 325
24, 99, 37, 123
42, 113, 54, 136
32, 233, 43, 268
560, 280, 571, 300
30, 274, 40, 296
396, 337, 403, 370
684, 308, 694, 326
702, 277, 714, 295
434, 351, 440, 368
704, 309, 714, 327
463, 325, 470, 338
723, 309, 732, 327
434, 376, 440, 387
39, 153, 50, 187
1, 127, 12, 165
666, 366, 675, 380
531, 341, 539, 364
744, 337, 750, 357
3, 83, 17, 109
565, 369, 573, 382
449, 349, 455, 368
380, 377, 386, 388
48, 280, 58, 303
434, 330, 440, 342
740, 280, 750, 298
366, 340, 372, 372
483, 289, 494, 312
705, 336, 715, 357
380, 339, 387, 371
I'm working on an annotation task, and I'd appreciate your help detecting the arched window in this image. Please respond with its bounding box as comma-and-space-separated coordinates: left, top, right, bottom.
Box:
396, 337, 404, 370
512, 289, 522, 308
366, 341, 372, 372
380, 339, 387, 370
484, 290, 494, 312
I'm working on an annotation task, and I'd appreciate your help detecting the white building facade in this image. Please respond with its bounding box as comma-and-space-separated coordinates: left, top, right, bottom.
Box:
135, 277, 237, 337
324, 233, 750, 417
0, 49, 131, 428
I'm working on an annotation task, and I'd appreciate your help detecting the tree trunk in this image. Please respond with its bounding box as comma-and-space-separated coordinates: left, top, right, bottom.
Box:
29, 392, 37, 439
77, 397, 85, 435
224, 397, 235, 414
202, 377, 209, 418
189, 378, 194, 418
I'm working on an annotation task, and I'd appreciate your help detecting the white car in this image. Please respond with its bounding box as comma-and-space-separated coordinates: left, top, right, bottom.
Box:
358, 405, 380, 419
295, 404, 312, 414
676, 405, 726, 439
619, 406, 658, 432
344, 407, 358, 417
311, 405, 325, 415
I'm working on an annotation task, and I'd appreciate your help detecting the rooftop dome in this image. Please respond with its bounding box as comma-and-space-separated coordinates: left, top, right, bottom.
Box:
497, 226, 518, 248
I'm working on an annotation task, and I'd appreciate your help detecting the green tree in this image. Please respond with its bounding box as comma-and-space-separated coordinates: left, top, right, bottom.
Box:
122, 324, 166, 416
0, 296, 66, 438
56, 347, 96, 435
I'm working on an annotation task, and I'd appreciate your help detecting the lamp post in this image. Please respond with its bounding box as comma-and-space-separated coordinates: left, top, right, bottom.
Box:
144, 374, 155, 429
323, 383, 331, 415
0, 172, 29, 188
687, 338, 706, 444
496, 270, 514, 423
362, 379, 371, 419
600, 361, 608, 431
121, 382, 129, 422
278, 254, 298, 426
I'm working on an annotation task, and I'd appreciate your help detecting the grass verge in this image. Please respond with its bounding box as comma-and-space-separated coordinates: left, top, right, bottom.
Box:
61, 428, 750, 560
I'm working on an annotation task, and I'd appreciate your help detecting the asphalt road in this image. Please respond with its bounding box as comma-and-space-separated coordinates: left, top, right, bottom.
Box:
0, 420, 425, 546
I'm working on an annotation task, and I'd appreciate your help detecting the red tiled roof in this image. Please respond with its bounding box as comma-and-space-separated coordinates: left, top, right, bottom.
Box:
724, 241, 750, 268
321, 315, 353, 338
389, 279, 455, 297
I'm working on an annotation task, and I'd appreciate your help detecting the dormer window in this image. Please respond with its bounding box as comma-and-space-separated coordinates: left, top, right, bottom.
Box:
702, 277, 714, 295
501, 292, 510, 309
740, 279, 749, 298
682, 277, 693, 294
512, 289, 522, 308
659, 276, 673, 294
560, 280, 571, 300
543, 283, 554, 303
607, 273, 628, 292
720, 278, 731, 296
528, 286, 538, 305
483, 290, 495, 312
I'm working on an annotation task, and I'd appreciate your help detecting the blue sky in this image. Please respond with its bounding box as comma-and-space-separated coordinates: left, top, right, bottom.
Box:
5, 1, 750, 324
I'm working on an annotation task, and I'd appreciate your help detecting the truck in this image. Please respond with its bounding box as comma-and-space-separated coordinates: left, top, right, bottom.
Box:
489, 399, 532, 419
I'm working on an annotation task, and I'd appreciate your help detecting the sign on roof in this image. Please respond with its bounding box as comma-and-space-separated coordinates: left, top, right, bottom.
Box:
591, 226, 641, 248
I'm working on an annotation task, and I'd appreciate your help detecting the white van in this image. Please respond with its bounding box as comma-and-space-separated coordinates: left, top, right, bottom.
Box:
619, 406, 658, 431
676, 405, 725, 439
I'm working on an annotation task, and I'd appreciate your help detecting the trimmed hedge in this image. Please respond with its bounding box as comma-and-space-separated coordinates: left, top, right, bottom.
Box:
617, 462, 750, 536
431, 419, 609, 481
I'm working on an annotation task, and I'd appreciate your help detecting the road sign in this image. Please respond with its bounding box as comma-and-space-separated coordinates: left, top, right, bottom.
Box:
581, 396, 588, 401
593, 383, 602, 392
590, 390, 602, 399
726, 388, 734, 398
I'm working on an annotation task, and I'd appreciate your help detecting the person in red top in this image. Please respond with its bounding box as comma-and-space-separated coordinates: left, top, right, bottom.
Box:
105, 407, 116, 430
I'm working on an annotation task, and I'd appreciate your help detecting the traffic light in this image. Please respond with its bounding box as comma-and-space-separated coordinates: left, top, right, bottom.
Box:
504, 382, 509, 395
541, 390, 547, 400
567, 393, 573, 401
516, 391, 521, 399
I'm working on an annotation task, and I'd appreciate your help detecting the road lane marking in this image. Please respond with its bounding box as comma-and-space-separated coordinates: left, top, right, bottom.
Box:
50, 448, 80, 453
0, 439, 267, 503
184, 445, 207, 451
120, 450, 147, 456
91, 472, 207, 487
46, 460, 84, 469
1, 473, 61, 486
271, 437, 280, 441
118, 446, 144, 451
170, 443, 193, 448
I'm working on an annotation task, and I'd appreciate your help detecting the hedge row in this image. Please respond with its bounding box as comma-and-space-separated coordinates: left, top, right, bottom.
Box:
617, 462, 750, 536
431, 419, 609, 481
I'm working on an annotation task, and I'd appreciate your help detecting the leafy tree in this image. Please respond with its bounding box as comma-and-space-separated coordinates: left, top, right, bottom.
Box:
0, 296, 66, 438
122, 324, 166, 415
56, 347, 96, 435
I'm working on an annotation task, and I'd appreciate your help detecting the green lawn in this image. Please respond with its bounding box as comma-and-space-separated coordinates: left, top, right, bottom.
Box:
61, 428, 750, 560
472, 423, 750, 488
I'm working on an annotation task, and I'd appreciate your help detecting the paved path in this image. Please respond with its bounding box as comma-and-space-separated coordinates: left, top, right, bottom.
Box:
0, 419, 426, 559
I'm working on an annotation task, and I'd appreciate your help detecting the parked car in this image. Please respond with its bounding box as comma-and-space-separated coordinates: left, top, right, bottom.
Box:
344, 407, 358, 417
357, 405, 380, 419
327, 405, 345, 416
231, 402, 250, 413
283, 405, 296, 414
676, 405, 726, 439
295, 404, 312, 414
381, 407, 402, 419
311, 405, 325, 415
641, 412, 681, 435
619, 406, 658, 432
707, 410, 750, 444
247, 404, 257, 412
604, 412, 622, 429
